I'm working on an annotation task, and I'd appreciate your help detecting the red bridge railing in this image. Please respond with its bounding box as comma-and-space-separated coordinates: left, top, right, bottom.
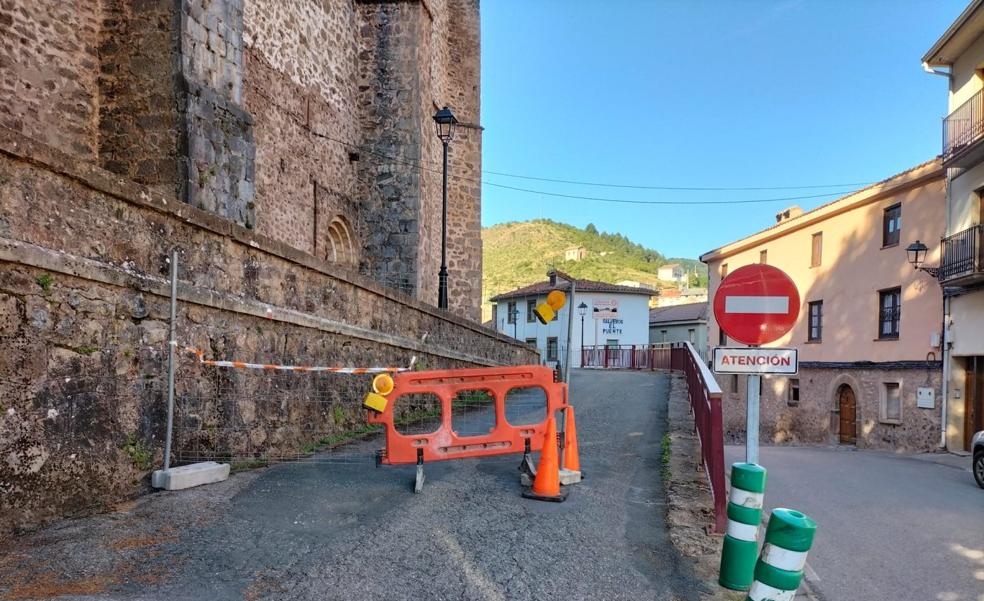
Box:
580, 343, 726, 533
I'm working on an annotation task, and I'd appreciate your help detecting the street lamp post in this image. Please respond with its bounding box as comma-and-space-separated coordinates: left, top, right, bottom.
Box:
433, 106, 458, 310
577, 302, 587, 368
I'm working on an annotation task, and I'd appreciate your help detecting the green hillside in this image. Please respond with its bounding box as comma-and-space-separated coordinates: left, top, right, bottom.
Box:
481, 219, 706, 320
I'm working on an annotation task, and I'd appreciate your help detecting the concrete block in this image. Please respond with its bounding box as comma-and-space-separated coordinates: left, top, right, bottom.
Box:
559, 468, 582, 486
152, 461, 230, 490
520, 469, 582, 487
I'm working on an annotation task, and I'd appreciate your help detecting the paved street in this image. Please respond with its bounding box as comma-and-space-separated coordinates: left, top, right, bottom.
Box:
0, 370, 703, 601
726, 445, 984, 601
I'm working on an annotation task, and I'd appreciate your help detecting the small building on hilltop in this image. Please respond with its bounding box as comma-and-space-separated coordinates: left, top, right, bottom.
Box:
490, 276, 655, 369
657, 263, 686, 283
565, 246, 588, 261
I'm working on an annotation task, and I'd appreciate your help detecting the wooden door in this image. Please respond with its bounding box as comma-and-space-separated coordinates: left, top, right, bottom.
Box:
838, 385, 857, 444
965, 357, 984, 450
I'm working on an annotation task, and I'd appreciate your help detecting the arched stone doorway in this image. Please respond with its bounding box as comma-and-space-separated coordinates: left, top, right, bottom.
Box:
836, 384, 857, 445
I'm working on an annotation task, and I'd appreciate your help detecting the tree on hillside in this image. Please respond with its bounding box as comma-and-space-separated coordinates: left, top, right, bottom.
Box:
585, 223, 597, 234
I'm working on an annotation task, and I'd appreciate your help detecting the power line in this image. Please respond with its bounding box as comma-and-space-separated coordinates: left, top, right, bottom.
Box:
480, 182, 847, 205
481, 169, 873, 191
308, 129, 857, 206
335, 119, 871, 191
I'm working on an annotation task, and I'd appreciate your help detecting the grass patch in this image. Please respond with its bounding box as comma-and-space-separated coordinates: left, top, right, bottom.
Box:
451, 390, 493, 411
317, 423, 383, 448
231, 458, 269, 472
660, 433, 672, 480
76, 345, 99, 355
332, 405, 345, 425
36, 273, 53, 294
120, 435, 153, 471
299, 441, 320, 454
394, 407, 441, 426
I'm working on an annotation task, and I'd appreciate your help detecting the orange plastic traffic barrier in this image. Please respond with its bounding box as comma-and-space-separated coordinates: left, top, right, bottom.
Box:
367, 365, 569, 466
563, 406, 580, 473
522, 415, 568, 502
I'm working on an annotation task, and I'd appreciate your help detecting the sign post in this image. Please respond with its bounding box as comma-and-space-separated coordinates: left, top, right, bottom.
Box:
747, 368, 760, 465
712, 264, 800, 464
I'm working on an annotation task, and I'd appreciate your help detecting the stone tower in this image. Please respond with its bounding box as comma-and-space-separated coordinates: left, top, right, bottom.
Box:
1, 0, 483, 320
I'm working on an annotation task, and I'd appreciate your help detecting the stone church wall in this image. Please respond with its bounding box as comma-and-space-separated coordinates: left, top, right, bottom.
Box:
0, 128, 534, 536
0, 0, 503, 535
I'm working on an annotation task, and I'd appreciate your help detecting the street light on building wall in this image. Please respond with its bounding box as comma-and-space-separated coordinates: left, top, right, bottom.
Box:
577, 302, 588, 368
906, 240, 941, 280
433, 106, 458, 310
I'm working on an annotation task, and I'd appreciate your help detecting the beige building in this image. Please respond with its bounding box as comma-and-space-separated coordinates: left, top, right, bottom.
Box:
565, 246, 588, 261
923, 0, 984, 452
701, 161, 946, 451
657, 263, 686, 283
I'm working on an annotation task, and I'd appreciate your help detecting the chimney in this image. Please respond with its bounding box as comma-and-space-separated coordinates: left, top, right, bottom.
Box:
775, 205, 804, 223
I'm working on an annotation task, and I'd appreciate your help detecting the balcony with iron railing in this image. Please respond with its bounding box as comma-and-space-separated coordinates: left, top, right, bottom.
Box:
940, 224, 984, 284
943, 88, 984, 168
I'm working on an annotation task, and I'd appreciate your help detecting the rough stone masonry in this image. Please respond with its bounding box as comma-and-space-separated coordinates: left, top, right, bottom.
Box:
0, 0, 520, 537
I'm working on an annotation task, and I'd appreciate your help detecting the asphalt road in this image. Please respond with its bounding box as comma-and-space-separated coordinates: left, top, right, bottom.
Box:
0, 370, 703, 601
725, 445, 984, 601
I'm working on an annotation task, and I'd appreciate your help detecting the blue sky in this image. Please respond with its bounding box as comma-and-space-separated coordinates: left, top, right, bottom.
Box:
479, 0, 966, 259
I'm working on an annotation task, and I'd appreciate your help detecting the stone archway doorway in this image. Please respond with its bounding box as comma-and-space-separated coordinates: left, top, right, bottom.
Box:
836, 384, 857, 445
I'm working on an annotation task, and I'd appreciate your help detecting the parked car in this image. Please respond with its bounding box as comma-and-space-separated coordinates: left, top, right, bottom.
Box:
974, 431, 984, 489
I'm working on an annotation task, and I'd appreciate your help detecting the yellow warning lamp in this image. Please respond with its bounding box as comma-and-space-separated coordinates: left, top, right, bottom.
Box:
364, 373, 395, 413
372, 373, 395, 395
533, 290, 567, 325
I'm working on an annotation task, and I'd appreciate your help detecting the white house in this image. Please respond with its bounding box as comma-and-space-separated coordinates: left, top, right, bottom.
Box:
657, 263, 686, 283
490, 274, 655, 369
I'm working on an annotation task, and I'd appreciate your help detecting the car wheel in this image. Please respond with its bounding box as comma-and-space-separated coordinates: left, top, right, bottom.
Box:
975, 451, 984, 489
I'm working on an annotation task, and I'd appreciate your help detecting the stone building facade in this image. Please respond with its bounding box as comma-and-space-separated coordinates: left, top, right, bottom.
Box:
0, 0, 517, 536
701, 160, 946, 452
1, 0, 482, 318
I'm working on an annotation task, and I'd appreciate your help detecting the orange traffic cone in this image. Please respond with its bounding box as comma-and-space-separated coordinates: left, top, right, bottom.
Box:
522, 415, 568, 502
562, 406, 581, 474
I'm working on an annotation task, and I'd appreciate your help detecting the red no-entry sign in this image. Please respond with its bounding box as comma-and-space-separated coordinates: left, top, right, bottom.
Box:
713, 264, 800, 346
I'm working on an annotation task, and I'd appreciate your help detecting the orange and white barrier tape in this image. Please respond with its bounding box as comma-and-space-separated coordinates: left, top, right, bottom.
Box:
184, 347, 412, 374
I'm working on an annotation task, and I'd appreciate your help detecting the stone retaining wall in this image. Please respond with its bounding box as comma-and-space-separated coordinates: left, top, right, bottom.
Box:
0, 128, 535, 537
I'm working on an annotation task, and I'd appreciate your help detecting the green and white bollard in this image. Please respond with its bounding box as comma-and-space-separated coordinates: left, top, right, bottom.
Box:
746, 508, 818, 601
719, 462, 767, 591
